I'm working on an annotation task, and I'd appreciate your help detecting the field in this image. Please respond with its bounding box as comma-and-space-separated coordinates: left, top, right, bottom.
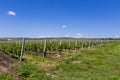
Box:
0, 39, 120, 80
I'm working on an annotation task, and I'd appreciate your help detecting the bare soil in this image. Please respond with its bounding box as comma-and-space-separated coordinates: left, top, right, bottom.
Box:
47, 54, 64, 62
25, 51, 64, 62
25, 51, 42, 56
72, 60, 82, 64
0, 51, 17, 79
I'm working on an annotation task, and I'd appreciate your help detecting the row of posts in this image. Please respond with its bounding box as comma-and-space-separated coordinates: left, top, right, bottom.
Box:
19, 38, 108, 62
20, 38, 47, 62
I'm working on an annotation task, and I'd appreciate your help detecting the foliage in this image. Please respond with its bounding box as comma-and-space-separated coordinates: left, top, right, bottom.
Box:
0, 40, 120, 80
0, 40, 111, 58
17, 62, 52, 80
0, 73, 15, 80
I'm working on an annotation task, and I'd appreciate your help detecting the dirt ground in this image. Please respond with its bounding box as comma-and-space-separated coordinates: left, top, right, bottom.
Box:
0, 51, 17, 78
25, 51, 43, 56
25, 51, 64, 62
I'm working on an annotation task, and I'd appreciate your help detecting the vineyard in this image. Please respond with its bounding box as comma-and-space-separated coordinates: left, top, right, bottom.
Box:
0, 39, 111, 59
0, 38, 120, 80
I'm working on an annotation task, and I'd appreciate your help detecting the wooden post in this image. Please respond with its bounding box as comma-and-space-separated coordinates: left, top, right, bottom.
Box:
68, 40, 70, 47
0, 41, 1, 51
49, 40, 52, 52
74, 40, 77, 53
59, 40, 62, 55
20, 38, 25, 62
88, 40, 91, 48
75, 40, 77, 47
68, 40, 71, 52
101, 40, 104, 46
43, 39, 46, 58
82, 41, 84, 48
50, 40, 52, 44
59, 40, 62, 46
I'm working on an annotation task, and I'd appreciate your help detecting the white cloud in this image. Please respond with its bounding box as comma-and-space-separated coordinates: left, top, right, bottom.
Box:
115, 34, 119, 37
76, 33, 83, 36
65, 35, 69, 37
76, 33, 84, 38
62, 25, 67, 28
40, 35, 52, 38
8, 11, 16, 16
40, 36, 46, 38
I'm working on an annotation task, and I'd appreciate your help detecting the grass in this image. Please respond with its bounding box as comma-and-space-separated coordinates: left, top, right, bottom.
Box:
50, 42, 120, 80
17, 42, 120, 80
0, 73, 15, 80
2, 42, 120, 80
16, 62, 53, 80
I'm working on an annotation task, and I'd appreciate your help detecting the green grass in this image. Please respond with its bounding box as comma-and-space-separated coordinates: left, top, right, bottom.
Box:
21, 42, 120, 80
0, 73, 15, 80
2, 42, 120, 80
51, 42, 120, 80
16, 62, 53, 80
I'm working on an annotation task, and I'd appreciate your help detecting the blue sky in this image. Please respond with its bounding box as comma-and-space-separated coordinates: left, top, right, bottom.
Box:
0, 0, 120, 38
